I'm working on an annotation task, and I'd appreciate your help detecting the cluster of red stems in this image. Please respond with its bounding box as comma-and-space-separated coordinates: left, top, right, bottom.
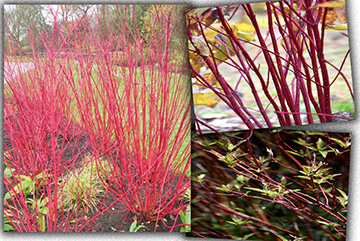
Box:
188, 0, 353, 131
4, 5, 190, 231
191, 130, 350, 240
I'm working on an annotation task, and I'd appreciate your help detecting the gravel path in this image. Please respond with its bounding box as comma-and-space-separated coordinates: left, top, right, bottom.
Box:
4, 62, 34, 83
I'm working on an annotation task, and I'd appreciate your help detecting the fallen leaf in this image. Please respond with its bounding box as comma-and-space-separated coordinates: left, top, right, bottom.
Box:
186, 9, 202, 30
232, 22, 256, 41
309, 0, 346, 9
193, 93, 219, 108
190, 55, 206, 77
318, 5, 347, 29
335, 7, 347, 24
203, 23, 224, 43
195, 72, 218, 90
326, 23, 348, 30
322, 8, 338, 24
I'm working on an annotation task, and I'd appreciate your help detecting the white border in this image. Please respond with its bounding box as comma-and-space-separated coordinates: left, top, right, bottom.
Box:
1, 0, 359, 240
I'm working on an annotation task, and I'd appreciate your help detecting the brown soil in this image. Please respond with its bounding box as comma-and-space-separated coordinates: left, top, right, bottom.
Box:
85, 191, 185, 232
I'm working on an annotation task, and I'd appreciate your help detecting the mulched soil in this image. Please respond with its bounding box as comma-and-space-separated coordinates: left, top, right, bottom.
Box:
85, 166, 187, 232
85, 191, 185, 232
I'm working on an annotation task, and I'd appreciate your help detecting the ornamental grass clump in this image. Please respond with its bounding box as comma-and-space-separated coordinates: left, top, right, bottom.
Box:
57, 157, 110, 212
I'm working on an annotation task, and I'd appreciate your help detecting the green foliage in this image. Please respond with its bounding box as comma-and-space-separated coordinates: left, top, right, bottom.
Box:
244, 180, 301, 198
296, 161, 341, 185
5, 171, 50, 200
129, 220, 147, 232
4, 168, 51, 232
226, 215, 250, 226
191, 130, 350, 240
205, 138, 248, 168
336, 188, 348, 208
27, 197, 49, 232
4, 209, 16, 232
179, 205, 191, 232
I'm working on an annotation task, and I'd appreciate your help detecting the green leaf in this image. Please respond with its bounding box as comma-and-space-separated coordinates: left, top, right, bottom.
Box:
179, 210, 186, 224
206, 149, 224, 159
196, 139, 217, 147
286, 150, 304, 157
39, 215, 46, 232
4, 223, 16, 232
180, 207, 191, 232
128, 220, 147, 232
236, 174, 250, 183
319, 150, 330, 158
316, 138, 325, 149
227, 215, 250, 226
4, 182, 28, 200
290, 131, 305, 135
317, 220, 339, 228
185, 206, 191, 224
293, 138, 306, 146
129, 220, 137, 232
242, 233, 256, 240
273, 232, 288, 241
4, 167, 15, 178
272, 129, 284, 133
226, 139, 246, 151
310, 0, 345, 9
244, 187, 264, 193
330, 138, 347, 148
305, 131, 327, 135
295, 175, 310, 180
192, 173, 206, 182
337, 188, 348, 199
133, 225, 147, 232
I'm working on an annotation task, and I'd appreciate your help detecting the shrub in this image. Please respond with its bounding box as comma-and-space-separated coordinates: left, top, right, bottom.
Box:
4, 4, 190, 232
190, 130, 350, 240
187, 1, 353, 132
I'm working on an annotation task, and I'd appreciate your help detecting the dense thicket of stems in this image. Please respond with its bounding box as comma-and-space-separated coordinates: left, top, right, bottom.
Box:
187, 1, 353, 132
191, 130, 350, 240
4, 5, 190, 232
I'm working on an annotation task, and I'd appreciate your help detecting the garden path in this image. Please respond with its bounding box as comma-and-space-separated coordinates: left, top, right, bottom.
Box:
4, 62, 34, 83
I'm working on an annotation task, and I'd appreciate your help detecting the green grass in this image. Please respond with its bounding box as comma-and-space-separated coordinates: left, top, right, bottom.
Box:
5, 55, 34, 63
331, 100, 355, 117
